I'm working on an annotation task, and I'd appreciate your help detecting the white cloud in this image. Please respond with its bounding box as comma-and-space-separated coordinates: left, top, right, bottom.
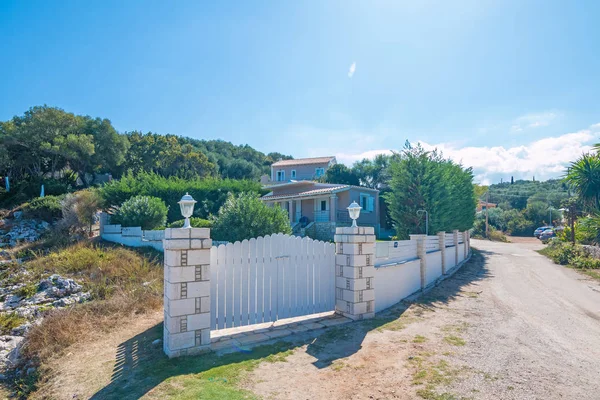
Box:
348, 62, 356, 78
335, 128, 598, 185
510, 111, 557, 133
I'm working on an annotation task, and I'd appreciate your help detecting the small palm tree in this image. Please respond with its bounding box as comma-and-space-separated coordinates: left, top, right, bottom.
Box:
566, 152, 600, 210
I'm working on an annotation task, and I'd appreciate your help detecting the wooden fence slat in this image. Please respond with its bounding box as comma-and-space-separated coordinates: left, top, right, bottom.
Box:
248, 237, 257, 325
290, 236, 300, 317
240, 239, 249, 326
256, 236, 265, 323
210, 246, 218, 330
217, 244, 227, 329
307, 237, 315, 314
225, 243, 235, 328
232, 241, 242, 327
298, 237, 308, 316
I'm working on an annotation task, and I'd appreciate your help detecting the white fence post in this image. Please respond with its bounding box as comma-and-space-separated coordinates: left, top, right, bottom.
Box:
453, 230, 459, 266
437, 231, 446, 275
411, 234, 427, 290
163, 228, 212, 358
335, 227, 376, 320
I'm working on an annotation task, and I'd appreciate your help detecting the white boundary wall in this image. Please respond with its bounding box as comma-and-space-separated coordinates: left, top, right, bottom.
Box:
373, 231, 470, 313
374, 259, 421, 312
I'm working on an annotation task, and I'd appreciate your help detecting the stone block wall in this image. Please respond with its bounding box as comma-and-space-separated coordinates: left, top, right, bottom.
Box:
334, 227, 376, 320
163, 228, 213, 358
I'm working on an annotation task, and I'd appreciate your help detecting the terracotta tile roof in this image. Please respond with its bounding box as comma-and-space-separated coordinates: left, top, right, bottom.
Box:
260, 183, 378, 201
271, 156, 336, 167
261, 185, 349, 201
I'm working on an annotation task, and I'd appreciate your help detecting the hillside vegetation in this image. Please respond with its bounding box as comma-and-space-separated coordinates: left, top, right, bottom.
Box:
474, 179, 573, 237
0, 106, 290, 207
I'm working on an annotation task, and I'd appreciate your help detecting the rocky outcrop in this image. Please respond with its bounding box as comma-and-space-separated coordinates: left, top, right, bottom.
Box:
0, 273, 90, 374
0, 217, 50, 248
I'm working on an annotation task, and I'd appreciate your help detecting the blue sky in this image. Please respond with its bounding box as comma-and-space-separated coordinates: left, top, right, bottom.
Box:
1, 0, 599, 184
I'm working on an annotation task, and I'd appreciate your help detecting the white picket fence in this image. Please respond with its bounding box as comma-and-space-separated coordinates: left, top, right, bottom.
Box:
209, 233, 336, 330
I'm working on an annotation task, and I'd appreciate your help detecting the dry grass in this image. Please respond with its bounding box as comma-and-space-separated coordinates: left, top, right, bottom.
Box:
7, 240, 164, 397
22, 292, 162, 363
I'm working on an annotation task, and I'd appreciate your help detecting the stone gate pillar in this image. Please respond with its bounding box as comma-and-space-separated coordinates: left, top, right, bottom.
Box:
163, 228, 212, 358
334, 227, 376, 320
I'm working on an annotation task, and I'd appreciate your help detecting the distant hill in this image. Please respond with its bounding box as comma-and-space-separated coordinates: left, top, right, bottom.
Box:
487, 179, 572, 210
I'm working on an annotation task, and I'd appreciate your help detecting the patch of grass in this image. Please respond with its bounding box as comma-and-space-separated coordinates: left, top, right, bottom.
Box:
98, 336, 297, 400
416, 389, 459, 400
331, 361, 346, 371
15, 282, 37, 298
409, 352, 463, 400
443, 335, 466, 346
0, 312, 27, 335
413, 335, 429, 343
441, 322, 469, 334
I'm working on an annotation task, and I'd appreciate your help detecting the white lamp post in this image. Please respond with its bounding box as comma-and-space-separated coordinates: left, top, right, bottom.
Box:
178, 193, 197, 229
347, 201, 362, 228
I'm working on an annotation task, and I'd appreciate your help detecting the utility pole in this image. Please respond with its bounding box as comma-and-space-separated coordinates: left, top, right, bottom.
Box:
485, 191, 489, 238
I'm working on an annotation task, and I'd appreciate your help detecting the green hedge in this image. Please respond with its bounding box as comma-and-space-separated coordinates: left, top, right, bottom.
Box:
99, 172, 266, 223
111, 196, 168, 230
22, 195, 64, 222
168, 217, 213, 228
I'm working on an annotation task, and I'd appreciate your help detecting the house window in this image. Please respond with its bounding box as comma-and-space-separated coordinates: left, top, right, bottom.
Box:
315, 167, 325, 178
321, 200, 327, 211
276, 170, 285, 181
360, 193, 374, 213
291, 170, 296, 179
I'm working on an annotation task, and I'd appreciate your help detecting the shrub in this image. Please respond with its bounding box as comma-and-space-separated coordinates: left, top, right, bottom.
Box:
0, 312, 27, 335
489, 229, 509, 242
59, 190, 102, 234
542, 241, 587, 265
22, 195, 64, 222
168, 217, 213, 228
99, 172, 265, 222
111, 196, 168, 230
211, 192, 291, 242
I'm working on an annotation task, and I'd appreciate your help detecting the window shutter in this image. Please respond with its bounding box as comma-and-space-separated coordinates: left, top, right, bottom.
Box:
368, 196, 374, 212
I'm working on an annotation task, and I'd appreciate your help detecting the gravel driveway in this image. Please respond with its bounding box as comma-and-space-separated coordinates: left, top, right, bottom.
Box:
245, 239, 600, 400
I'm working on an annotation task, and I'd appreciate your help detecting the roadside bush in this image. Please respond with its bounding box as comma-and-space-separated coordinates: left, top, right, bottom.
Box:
111, 196, 168, 230
489, 229, 509, 242
168, 217, 213, 228
211, 192, 291, 242
22, 195, 64, 222
542, 241, 587, 266
99, 172, 265, 222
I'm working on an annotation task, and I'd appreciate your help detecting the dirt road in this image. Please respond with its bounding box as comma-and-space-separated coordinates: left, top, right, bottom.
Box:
246, 239, 600, 400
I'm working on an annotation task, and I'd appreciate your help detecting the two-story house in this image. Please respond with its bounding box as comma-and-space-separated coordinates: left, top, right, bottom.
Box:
261, 156, 384, 241
270, 156, 336, 182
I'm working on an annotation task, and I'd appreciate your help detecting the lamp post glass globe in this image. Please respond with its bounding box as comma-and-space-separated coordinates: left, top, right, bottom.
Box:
347, 201, 362, 228
178, 193, 197, 229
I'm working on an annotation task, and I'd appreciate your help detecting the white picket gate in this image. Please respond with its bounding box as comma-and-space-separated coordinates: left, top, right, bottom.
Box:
209, 233, 336, 330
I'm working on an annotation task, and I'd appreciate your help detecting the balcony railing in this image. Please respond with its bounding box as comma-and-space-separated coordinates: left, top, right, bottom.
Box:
314, 210, 330, 222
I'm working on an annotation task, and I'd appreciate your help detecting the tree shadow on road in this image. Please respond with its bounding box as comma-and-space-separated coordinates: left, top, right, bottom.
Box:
91, 250, 493, 399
